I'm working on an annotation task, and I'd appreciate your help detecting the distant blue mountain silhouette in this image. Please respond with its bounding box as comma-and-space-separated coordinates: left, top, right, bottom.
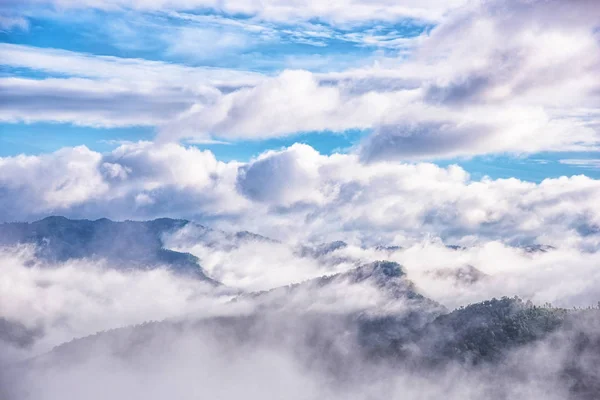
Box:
0, 216, 217, 283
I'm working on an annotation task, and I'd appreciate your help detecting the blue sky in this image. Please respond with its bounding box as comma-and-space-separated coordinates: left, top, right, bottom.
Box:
1, 6, 424, 71
3, 122, 600, 182
1, 0, 600, 182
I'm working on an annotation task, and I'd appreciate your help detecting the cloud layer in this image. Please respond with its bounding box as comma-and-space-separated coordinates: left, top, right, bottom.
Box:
2, 142, 600, 251
3, 0, 599, 159
2, 239, 600, 400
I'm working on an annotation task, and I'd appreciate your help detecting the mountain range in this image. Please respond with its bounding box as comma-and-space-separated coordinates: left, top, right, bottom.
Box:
1, 217, 599, 399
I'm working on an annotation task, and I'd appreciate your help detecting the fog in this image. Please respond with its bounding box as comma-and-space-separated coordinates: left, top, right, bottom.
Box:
337, 241, 600, 309
0, 246, 236, 361
165, 227, 600, 309
4, 303, 599, 400
2, 227, 600, 399
4, 232, 600, 355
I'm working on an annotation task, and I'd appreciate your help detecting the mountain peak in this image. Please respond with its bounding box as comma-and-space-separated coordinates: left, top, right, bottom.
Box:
347, 261, 405, 283
0, 216, 214, 283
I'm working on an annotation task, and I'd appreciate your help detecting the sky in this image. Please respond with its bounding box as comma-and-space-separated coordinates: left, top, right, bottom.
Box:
1, 0, 600, 243
1, 0, 600, 183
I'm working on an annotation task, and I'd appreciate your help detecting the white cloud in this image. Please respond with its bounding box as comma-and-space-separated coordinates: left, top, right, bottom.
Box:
160, 69, 411, 140
20, 0, 468, 24
229, 0, 600, 156
2, 238, 599, 400
352, 0, 600, 159
4, 223, 600, 371
0, 246, 231, 358
559, 159, 600, 169
0, 142, 246, 220
350, 241, 600, 310
359, 107, 598, 161
165, 223, 356, 291
0, 44, 265, 127
0, 15, 29, 31
4, 0, 600, 159
0, 77, 210, 127
165, 224, 600, 311
227, 144, 600, 248
165, 26, 255, 61
156, 0, 600, 156
2, 142, 600, 250
0, 146, 109, 211
0, 43, 263, 86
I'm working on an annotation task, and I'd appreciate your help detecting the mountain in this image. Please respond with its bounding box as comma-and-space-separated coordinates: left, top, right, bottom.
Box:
417, 297, 567, 364
3, 243, 600, 400
296, 240, 348, 258
428, 264, 488, 286
239, 261, 445, 319
165, 222, 279, 252
12, 296, 600, 400
29, 263, 587, 373
0, 216, 216, 282
1, 216, 596, 399
0, 318, 43, 349
0, 216, 557, 287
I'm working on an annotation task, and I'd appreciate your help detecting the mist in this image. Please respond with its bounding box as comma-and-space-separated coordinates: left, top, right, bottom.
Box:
2, 222, 600, 400
4, 298, 599, 400
164, 227, 600, 309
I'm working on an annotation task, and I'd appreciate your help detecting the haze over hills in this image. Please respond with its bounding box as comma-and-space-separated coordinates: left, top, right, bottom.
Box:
4, 269, 600, 399
0, 216, 549, 283
0, 216, 214, 281
1, 216, 600, 400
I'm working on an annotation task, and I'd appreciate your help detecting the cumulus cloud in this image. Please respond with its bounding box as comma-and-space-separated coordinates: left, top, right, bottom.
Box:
226, 143, 600, 248
3, 0, 600, 158
236, 142, 328, 205
3, 142, 600, 248
160, 69, 403, 140
361, 0, 600, 158
0, 142, 246, 221
154, 0, 600, 157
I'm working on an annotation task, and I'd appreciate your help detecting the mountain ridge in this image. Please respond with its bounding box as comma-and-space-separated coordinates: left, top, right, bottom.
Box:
0, 216, 217, 283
